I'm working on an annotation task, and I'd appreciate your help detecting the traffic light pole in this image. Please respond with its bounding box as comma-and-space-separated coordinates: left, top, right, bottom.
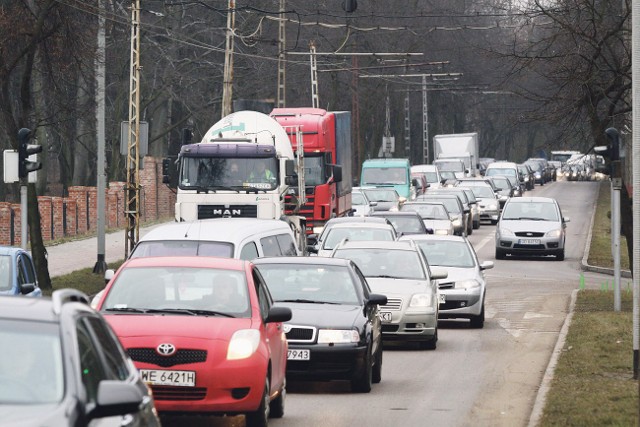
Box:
20, 184, 27, 249
612, 173, 622, 312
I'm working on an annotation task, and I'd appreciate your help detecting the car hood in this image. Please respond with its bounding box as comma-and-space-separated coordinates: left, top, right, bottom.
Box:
499, 219, 561, 233
365, 277, 430, 296
105, 314, 253, 342
422, 219, 452, 229
275, 302, 362, 329
0, 403, 66, 426
430, 266, 480, 285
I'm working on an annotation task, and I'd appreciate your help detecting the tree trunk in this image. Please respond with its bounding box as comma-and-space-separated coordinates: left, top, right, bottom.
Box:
28, 183, 51, 289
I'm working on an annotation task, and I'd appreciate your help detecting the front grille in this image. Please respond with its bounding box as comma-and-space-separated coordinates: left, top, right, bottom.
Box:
286, 325, 316, 343
151, 385, 207, 401
440, 300, 469, 310
197, 205, 257, 219
381, 298, 402, 311
438, 282, 455, 290
382, 324, 399, 333
513, 244, 545, 250
514, 231, 544, 238
127, 348, 207, 368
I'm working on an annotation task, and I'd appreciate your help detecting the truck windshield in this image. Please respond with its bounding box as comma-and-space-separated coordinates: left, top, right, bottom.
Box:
179, 157, 278, 191
361, 167, 407, 185
303, 155, 327, 187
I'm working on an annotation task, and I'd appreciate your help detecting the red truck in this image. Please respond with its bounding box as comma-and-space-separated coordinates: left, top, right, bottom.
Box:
270, 108, 353, 236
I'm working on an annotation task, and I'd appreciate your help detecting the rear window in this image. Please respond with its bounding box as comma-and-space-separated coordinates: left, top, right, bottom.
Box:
129, 240, 233, 258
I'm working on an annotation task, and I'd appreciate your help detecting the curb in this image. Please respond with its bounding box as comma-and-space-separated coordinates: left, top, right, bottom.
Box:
527, 289, 578, 427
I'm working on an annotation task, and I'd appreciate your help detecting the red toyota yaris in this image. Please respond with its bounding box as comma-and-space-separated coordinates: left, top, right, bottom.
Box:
96, 256, 291, 427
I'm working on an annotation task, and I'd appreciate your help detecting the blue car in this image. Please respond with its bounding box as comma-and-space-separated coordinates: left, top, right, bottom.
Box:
0, 246, 42, 297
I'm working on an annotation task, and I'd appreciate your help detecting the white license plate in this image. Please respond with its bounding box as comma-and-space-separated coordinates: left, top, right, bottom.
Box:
140, 369, 196, 387
288, 349, 310, 360
439, 294, 446, 304
519, 239, 541, 245
379, 312, 392, 322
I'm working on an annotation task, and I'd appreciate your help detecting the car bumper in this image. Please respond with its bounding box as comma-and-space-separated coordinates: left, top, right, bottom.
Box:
285, 343, 368, 381
380, 310, 438, 341
438, 289, 483, 317
496, 237, 564, 255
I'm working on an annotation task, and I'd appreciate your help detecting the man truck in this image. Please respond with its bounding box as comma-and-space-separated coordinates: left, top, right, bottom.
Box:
270, 108, 353, 236
171, 110, 307, 251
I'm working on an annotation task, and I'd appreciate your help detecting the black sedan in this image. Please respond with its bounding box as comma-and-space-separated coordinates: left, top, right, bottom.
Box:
254, 257, 387, 393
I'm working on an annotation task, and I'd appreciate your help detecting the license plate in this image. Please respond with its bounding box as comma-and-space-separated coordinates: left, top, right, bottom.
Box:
140, 369, 196, 387
519, 239, 541, 245
287, 349, 310, 361
379, 312, 392, 322
439, 294, 446, 304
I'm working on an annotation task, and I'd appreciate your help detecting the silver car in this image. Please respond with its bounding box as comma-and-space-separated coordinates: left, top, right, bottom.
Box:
495, 197, 570, 260
400, 201, 454, 235
330, 240, 447, 349
457, 183, 500, 225
315, 222, 397, 257
399, 234, 493, 328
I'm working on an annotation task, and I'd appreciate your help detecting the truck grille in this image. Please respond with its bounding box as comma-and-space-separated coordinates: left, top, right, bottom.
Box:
197, 205, 257, 219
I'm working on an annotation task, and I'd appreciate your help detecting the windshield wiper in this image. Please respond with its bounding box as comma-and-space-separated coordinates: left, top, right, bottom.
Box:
104, 307, 149, 313
278, 299, 340, 305
370, 275, 399, 279
207, 185, 240, 193
144, 308, 199, 316
509, 217, 545, 221
188, 309, 236, 318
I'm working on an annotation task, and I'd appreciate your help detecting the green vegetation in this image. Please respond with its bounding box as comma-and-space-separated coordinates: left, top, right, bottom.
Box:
541, 182, 637, 426
587, 181, 630, 270
48, 260, 124, 298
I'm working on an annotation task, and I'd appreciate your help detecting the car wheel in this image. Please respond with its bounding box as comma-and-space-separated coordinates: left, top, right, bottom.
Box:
470, 305, 485, 329
422, 329, 437, 350
351, 344, 372, 393
372, 343, 383, 384
495, 248, 506, 260
556, 250, 565, 261
473, 220, 480, 230
245, 376, 270, 427
269, 378, 285, 419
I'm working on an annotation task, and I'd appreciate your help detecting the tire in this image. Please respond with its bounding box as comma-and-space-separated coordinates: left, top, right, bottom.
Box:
372, 343, 383, 384
495, 248, 506, 260
351, 345, 372, 393
422, 329, 438, 350
556, 250, 565, 261
269, 379, 285, 419
470, 305, 485, 329
245, 376, 270, 427
473, 220, 480, 230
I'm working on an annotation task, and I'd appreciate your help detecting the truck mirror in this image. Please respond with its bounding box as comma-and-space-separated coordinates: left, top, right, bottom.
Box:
285, 176, 298, 186
285, 159, 296, 176
332, 165, 343, 183
411, 178, 419, 187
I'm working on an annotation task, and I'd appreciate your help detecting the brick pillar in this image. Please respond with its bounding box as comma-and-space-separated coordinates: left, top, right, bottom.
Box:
12, 203, 21, 247
109, 182, 126, 229
0, 202, 12, 246
52, 197, 64, 240
37, 196, 53, 242
87, 187, 98, 231
68, 187, 88, 234
64, 198, 77, 237
140, 156, 158, 221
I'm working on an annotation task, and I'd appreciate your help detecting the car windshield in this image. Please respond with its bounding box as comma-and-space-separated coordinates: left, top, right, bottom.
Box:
467, 186, 494, 198
361, 167, 407, 185
0, 322, 64, 404
415, 240, 475, 268
351, 192, 367, 206
322, 227, 395, 250
381, 216, 425, 234
333, 248, 426, 280
423, 172, 439, 183
419, 197, 461, 215
129, 240, 234, 258
102, 267, 251, 317
486, 168, 517, 177
502, 202, 559, 221
401, 204, 449, 220
363, 189, 398, 202
0, 255, 12, 291
256, 264, 360, 305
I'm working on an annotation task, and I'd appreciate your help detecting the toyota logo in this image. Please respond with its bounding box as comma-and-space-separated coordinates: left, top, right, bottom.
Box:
156, 343, 176, 356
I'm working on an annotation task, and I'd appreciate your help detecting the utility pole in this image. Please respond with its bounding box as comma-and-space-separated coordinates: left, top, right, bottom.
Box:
125, 0, 141, 258
309, 41, 319, 108
276, 0, 286, 108
222, 0, 236, 117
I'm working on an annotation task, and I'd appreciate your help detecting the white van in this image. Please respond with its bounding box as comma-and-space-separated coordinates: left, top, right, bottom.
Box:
411, 164, 443, 189
129, 218, 301, 260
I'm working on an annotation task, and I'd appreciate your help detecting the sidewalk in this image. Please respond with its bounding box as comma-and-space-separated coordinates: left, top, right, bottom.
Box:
45, 222, 170, 278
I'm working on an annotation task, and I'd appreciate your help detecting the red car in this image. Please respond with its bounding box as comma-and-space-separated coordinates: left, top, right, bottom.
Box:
96, 256, 292, 427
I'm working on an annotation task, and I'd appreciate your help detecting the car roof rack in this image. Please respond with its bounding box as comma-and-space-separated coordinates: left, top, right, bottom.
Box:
52, 289, 91, 314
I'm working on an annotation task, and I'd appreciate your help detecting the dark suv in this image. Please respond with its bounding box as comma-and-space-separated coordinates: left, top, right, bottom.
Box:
0, 289, 160, 426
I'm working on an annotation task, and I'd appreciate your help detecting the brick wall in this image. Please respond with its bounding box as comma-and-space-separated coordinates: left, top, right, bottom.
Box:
0, 156, 176, 246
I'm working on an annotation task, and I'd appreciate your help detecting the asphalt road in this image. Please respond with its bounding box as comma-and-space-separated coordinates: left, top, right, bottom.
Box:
159, 180, 613, 427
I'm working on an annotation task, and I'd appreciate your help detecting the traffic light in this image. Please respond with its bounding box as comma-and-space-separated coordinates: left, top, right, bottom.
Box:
604, 127, 620, 161
18, 128, 42, 179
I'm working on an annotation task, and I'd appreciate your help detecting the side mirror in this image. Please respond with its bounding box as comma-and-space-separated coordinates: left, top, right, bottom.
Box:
479, 261, 494, 270
411, 178, 419, 187
332, 165, 343, 183
430, 267, 448, 281
563, 217, 570, 223
369, 201, 378, 207
306, 245, 318, 254
266, 306, 292, 323
285, 159, 296, 176
89, 381, 143, 419
368, 293, 388, 306
20, 283, 36, 295
398, 196, 407, 205
285, 176, 298, 186
104, 269, 114, 285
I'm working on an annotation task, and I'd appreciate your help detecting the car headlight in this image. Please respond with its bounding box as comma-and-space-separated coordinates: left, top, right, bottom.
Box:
313, 226, 325, 234
409, 293, 433, 307
227, 329, 260, 360
317, 329, 360, 344
535, 172, 541, 178
488, 203, 498, 210
497, 227, 514, 237
524, 177, 530, 182
452, 218, 462, 227
456, 279, 481, 289
545, 229, 562, 238
434, 229, 449, 235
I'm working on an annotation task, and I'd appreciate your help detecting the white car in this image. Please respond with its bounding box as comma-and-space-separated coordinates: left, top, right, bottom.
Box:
351, 189, 376, 217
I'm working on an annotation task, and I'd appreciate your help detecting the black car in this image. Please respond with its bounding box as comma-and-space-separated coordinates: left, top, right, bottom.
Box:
0, 289, 160, 426
254, 257, 387, 393
370, 211, 433, 236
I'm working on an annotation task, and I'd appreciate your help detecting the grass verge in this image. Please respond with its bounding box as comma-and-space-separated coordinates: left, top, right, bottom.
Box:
47, 260, 124, 297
